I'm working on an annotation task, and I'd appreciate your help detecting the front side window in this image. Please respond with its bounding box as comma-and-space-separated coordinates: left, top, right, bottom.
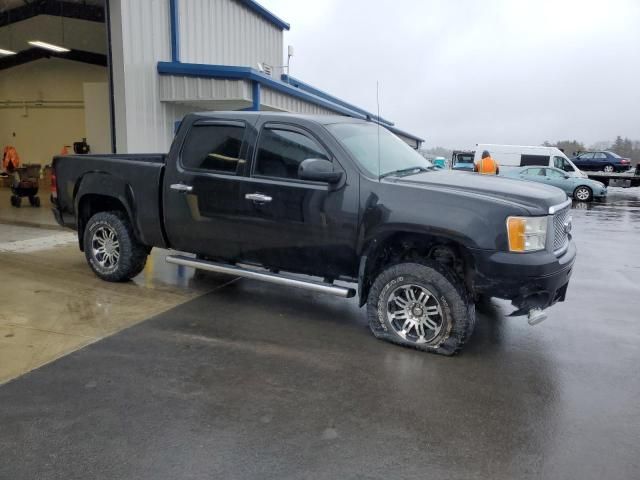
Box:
547, 169, 565, 178
327, 122, 432, 177
181, 124, 245, 174
254, 128, 329, 180
553, 156, 574, 171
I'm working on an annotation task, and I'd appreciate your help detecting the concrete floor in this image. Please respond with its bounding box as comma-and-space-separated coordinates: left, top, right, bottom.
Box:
0, 188, 639, 479
0, 186, 59, 229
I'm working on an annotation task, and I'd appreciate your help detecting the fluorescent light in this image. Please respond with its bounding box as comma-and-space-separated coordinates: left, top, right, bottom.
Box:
28, 41, 70, 53
0, 48, 16, 55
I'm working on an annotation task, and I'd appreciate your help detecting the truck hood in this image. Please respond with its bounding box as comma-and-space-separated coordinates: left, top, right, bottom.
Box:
385, 170, 567, 213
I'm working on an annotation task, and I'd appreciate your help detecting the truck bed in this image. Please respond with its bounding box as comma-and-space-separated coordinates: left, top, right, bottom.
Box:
52, 154, 167, 248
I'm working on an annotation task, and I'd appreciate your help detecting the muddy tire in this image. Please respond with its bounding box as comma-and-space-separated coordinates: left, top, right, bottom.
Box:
367, 261, 475, 356
83, 211, 148, 282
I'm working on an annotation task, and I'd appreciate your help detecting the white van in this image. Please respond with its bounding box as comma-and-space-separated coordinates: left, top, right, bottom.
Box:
475, 144, 587, 178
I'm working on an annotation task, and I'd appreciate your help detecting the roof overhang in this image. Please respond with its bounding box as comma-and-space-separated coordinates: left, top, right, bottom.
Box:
157, 61, 424, 145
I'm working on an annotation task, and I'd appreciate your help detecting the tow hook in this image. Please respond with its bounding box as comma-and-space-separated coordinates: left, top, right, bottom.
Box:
527, 308, 548, 326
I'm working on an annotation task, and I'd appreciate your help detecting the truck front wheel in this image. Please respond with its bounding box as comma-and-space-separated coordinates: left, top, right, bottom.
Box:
83, 211, 149, 282
366, 262, 476, 355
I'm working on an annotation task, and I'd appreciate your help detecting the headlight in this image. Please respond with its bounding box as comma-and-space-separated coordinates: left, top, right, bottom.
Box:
506, 216, 547, 252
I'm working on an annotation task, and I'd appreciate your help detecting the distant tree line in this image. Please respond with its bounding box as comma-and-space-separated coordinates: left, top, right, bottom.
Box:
543, 136, 640, 164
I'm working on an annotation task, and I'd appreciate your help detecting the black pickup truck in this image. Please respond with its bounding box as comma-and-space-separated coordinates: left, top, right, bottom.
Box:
52, 112, 576, 355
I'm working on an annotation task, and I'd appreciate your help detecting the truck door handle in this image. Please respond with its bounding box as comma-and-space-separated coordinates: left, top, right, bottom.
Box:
245, 193, 272, 203
170, 183, 193, 193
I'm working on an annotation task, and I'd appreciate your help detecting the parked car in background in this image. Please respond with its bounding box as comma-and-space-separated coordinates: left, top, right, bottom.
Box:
476, 144, 587, 178
571, 151, 632, 173
451, 150, 475, 171
502, 166, 607, 202
432, 157, 447, 169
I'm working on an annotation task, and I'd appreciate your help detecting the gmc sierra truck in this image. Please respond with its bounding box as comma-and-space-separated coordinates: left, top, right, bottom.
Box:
51, 112, 576, 355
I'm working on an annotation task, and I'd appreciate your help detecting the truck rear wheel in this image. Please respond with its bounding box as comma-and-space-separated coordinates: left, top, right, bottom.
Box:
366, 261, 475, 355
83, 211, 149, 282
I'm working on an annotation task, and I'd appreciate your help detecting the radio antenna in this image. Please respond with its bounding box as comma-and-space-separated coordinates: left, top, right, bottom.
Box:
376, 81, 381, 179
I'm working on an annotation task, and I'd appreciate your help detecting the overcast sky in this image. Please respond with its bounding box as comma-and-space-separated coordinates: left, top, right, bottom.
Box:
261, 0, 640, 149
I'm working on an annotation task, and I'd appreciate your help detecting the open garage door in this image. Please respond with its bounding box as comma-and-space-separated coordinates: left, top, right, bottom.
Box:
0, 0, 111, 218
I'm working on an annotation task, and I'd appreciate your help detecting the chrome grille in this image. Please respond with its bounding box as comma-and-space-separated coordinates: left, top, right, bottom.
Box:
552, 206, 570, 253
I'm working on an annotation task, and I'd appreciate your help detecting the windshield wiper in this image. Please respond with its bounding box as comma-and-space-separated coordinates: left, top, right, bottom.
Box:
379, 166, 432, 179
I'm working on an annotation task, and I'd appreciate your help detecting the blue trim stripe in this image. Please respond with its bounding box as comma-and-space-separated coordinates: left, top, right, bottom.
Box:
156, 61, 424, 143
157, 62, 372, 119
238, 0, 290, 31
169, 0, 180, 62
282, 74, 394, 126
251, 81, 261, 111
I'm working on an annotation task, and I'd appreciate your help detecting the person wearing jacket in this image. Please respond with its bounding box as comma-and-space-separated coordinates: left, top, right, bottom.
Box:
2, 146, 22, 188
475, 150, 500, 175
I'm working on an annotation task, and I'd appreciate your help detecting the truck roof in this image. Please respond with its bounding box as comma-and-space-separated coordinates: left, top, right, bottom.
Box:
190, 111, 368, 125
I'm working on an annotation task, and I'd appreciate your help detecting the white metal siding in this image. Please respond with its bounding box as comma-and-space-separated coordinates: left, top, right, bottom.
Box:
111, 0, 184, 152
261, 87, 337, 116
159, 76, 252, 103
178, 0, 283, 72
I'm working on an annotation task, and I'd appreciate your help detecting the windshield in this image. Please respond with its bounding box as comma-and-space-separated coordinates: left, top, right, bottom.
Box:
327, 122, 432, 178
456, 154, 474, 164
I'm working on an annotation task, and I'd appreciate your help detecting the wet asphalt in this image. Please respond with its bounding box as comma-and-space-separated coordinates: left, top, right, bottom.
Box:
1, 189, 639, 479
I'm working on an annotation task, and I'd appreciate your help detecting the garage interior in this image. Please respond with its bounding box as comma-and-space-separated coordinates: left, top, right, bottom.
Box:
0, 0, 110, 219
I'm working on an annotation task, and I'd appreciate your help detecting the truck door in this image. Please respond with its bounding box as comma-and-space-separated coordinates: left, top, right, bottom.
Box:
236, 122, 358, 279
162, 118, 253, 260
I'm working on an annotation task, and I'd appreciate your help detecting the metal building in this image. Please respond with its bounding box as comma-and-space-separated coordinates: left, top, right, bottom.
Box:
0, 0, 423, 159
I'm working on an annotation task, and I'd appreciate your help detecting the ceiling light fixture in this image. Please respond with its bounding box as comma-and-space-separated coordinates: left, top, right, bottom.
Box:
0, 48, 17, 55
28, 41, 70, 53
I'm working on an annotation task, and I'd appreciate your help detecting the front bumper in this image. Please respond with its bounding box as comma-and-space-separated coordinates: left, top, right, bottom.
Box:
471, 240, 576, 313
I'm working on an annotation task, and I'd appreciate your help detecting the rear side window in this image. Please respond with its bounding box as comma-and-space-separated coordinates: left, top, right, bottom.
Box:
579, 153, 594, 159
594, 153, 607, 159
254, 128, 329, 180
524, 168, 545, 176
181, 124, 245, 174
520, 154, 550, 167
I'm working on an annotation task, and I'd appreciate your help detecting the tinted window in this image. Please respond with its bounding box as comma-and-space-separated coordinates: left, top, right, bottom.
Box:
520, 154, 549, 167
182, 124, 245, 174
255, 128, 329, 180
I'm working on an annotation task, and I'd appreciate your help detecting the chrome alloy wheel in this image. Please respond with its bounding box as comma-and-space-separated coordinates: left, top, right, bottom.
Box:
575, 187, 590, 201
91, 225, 120, 270
386, 284, 444, 344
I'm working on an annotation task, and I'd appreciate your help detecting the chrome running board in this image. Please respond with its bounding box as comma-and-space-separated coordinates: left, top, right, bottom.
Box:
166, 255, 356, 298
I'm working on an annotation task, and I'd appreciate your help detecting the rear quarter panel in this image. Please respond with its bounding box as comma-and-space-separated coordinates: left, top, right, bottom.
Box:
53, 155, 166, 247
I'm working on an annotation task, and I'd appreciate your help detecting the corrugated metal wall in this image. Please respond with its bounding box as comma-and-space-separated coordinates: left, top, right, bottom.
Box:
111, 0, 177, 152
159, 76, 252, 103
178, 0, 283, 73
261, 87, 337, 116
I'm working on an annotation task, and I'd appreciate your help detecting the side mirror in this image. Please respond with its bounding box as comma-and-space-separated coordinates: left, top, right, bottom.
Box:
298, 158, 343, 183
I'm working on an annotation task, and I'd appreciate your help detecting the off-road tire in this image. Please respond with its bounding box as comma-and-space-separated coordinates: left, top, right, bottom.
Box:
367, 261, 475, 356
83, 211, 148, 282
